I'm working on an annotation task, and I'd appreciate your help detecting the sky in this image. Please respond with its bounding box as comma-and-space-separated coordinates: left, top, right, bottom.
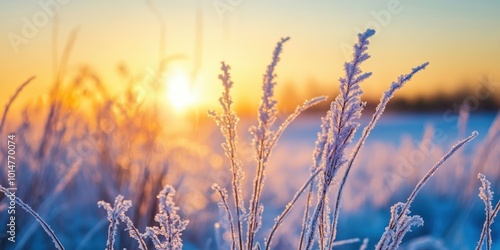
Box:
1, 0, 499, 113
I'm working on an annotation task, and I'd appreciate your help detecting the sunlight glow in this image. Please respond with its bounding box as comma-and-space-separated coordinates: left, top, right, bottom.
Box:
165, 71, 198, 111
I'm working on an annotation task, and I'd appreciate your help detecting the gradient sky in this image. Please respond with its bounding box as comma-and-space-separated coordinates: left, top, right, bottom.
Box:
1, 0, 499, 112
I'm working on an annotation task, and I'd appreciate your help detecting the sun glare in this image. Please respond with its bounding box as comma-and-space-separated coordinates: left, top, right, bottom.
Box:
165, 71, 198, 112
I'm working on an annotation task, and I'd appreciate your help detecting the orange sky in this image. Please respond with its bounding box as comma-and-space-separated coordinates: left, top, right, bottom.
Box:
1, 0, 499, 113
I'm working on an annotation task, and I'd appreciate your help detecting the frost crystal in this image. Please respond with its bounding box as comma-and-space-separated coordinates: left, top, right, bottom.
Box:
144, 185, 189, 250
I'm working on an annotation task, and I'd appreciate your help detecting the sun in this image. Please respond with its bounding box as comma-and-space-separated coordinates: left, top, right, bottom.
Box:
165, 71, 198, 112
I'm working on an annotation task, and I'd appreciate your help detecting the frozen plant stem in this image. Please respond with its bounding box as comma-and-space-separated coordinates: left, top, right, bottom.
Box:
213, 184, 237, 250
265, 167, 324, 250
211, 38, 326, 250
305, 29, 375, 250
376, 131, 478, 250
146, 185, 189, 250
247, 37, 289, 250
209, 62, 245, 250
329, 238, 360, 248
98, 195, 132, 250
299, 113, 333, 250
0, 186, 64, 250
394, 131, 478, 228
328, 62, 429, 246
298, 179, 315, 250
263, 97, 327, 250
98, 185, 187, 250
476, 174, 500, 250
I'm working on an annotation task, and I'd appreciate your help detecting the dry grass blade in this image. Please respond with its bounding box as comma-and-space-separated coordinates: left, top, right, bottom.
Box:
0, 76, 35, 135
37, 27, 79, 159
247, 37, 290, 250
54, 26, 80, 90
145, 0, 166, 67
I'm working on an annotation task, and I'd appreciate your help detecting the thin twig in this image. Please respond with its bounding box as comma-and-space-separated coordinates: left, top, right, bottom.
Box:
55, 26, 80, 90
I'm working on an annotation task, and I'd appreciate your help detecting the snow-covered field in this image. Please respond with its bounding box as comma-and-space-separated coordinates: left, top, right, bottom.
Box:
1, 108, 499, 249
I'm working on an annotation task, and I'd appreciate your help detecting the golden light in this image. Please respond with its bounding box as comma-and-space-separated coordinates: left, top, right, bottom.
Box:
165, 71, 198, 112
